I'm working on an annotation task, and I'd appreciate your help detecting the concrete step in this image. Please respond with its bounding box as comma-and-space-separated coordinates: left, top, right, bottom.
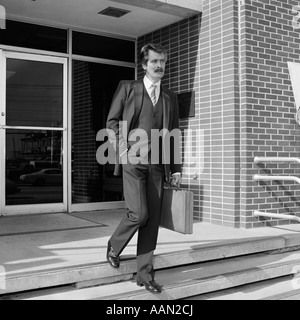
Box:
278, 290, 300, 300
184, 275, 300, 300
1, 236, 289, 295
4, 250, 300, 300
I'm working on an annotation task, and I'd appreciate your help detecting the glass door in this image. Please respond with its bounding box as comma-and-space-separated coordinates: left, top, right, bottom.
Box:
0, 50, 68, 215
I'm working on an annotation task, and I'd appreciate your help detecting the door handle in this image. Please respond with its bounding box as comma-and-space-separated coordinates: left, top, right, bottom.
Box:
1, 112, 5, 116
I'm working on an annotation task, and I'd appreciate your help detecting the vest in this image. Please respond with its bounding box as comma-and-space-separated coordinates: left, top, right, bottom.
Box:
130, 86, 163, 163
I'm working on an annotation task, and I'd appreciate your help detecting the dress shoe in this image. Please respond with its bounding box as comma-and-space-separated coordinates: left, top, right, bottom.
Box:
137, 280, 162, 294
106, 242, 120, 268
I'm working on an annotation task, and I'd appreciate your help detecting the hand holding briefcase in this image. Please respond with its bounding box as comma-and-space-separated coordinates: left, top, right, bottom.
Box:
160, 183, 194, 235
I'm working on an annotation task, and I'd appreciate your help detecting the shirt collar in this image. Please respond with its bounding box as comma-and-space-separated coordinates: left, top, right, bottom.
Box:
143, 75, 161, 90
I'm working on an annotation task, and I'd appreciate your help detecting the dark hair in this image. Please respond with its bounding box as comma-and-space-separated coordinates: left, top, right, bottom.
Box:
139, 43, 168, 65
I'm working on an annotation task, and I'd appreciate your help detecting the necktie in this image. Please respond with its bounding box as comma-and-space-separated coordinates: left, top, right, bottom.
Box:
150, 84, 157, 106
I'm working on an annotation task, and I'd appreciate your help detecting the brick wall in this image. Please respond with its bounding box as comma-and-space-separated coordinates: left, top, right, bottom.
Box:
199, 0, 241, 228
240, 0, 300, 228
72, 60, 102, 203
138, 15, 203, 223
138, 0, 300, 228
138, 0, 241, 228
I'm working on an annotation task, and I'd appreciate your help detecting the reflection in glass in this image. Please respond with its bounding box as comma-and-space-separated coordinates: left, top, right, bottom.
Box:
6, 59, 63, 127
0, 20, 68, 53
72, 31, 135, 63
72, 61, 135, 204
6, 130, 63, 205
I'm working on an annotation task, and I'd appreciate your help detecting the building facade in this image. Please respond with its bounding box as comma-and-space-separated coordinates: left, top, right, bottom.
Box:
0, 0, 300, 229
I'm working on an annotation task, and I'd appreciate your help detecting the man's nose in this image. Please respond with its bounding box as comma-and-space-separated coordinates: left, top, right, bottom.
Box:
156, 62, 164, 70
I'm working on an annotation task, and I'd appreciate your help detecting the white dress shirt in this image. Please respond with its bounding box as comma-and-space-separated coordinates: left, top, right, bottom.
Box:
143, 76, 161, 103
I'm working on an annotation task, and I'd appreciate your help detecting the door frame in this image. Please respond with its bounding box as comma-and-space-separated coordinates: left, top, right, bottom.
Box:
0, 50, 68, 215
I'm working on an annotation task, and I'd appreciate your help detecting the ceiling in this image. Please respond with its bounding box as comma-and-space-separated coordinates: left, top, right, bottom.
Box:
1, 0, 201, 39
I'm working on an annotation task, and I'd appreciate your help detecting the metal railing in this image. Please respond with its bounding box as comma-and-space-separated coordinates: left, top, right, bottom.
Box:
254, 157, 300, 165
253, 210, 300, 223
253, 156, 300, 223
253, 174, 300, 184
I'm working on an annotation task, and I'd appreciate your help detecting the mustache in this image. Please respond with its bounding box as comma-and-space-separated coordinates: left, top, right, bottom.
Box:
155, 68, 164, 73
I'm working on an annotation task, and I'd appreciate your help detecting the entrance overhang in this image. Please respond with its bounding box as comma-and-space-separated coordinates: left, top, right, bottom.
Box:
112, 0, 203, 18
0, 0, 202, 38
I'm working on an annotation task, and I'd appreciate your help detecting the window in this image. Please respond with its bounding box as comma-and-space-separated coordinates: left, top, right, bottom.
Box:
0, 20, 68, 53
72, 31, 135, 63
72, 61, 135, 203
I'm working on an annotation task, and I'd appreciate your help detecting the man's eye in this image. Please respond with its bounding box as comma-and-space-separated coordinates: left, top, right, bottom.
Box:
151, 60, 165, 64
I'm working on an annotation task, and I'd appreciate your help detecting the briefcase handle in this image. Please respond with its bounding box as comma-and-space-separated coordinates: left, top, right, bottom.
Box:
163, 181, 181, 191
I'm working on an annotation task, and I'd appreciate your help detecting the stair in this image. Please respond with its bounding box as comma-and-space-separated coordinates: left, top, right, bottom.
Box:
185, 276, 300, 300
1, 229, 300, 300
0, 236, 292, 295
2, 248, 300, 300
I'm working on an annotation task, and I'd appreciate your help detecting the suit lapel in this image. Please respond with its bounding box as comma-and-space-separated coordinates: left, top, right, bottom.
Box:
162, 86, 171, 130
132, 80, 144, 130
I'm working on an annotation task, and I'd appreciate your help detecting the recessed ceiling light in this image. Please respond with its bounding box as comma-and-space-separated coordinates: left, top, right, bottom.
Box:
98, 7, 131, 18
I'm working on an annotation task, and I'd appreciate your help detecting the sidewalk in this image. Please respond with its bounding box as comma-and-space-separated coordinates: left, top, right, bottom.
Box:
1, 209, 300, 294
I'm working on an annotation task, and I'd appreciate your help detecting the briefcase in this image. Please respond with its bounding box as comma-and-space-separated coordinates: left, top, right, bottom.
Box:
160, 184, 194, 234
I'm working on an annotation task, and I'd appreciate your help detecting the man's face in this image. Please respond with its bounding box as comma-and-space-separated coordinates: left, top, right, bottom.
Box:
143, 50, 167, 83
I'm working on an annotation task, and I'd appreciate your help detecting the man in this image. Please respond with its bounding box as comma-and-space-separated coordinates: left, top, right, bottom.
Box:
106, 43, 182, 294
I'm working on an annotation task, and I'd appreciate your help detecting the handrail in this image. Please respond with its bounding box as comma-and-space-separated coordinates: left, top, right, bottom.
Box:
253, 174, 300, 184
254, 156, 300, 164
254, 210, 300, 223
253, 158, 300, 223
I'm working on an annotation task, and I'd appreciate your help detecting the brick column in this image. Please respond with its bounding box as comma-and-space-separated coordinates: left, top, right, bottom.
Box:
198, 0, 241, 227
138, 0, 241, 228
